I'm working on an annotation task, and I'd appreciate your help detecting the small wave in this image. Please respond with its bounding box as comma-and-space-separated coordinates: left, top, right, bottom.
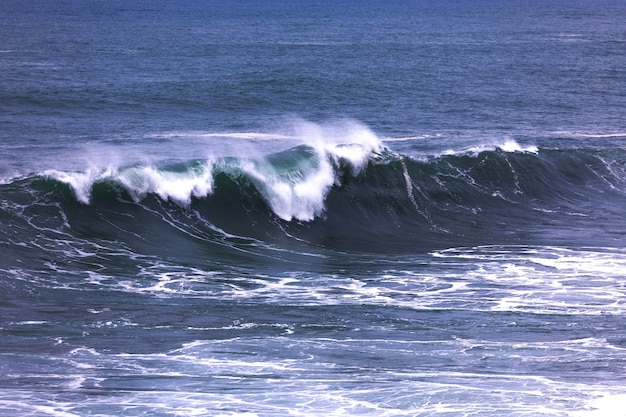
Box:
152, 132, 295, 140
440, 139, 538, 156
550, 131, 626, 139
382, 134, 441, 142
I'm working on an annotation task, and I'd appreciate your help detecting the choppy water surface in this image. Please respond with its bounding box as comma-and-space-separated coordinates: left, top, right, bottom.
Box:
1, 0, 626, 415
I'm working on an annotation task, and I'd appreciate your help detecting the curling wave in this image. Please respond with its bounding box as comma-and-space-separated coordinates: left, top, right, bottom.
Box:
42, 126, 382, 222
1, 137, 625, 263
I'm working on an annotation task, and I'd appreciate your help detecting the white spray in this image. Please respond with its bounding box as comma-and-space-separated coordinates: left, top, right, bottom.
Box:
44, 120, 384, 222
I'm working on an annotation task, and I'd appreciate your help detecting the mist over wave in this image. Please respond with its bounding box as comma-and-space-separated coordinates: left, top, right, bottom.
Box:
41, 120, 382, 222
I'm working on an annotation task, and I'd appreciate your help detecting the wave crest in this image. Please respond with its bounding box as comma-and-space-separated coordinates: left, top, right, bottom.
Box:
44, 121, 383, 221
2, 137, 626, 255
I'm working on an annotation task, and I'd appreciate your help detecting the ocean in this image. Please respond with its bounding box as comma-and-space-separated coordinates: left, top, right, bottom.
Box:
1, 0, 626, 416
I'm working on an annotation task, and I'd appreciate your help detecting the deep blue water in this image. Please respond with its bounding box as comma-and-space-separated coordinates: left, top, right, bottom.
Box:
1, 1, 626, 416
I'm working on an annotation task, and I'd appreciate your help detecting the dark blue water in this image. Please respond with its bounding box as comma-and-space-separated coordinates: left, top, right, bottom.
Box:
2, 1, 626, 416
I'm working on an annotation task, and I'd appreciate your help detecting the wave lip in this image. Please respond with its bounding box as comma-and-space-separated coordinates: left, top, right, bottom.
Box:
44, 167, 116, 204
116, 162, 214, 205
44, 161, 215, 206
239, 136, 382, 221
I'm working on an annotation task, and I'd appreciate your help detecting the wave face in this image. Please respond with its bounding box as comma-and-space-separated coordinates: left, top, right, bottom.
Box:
2, 135, 625, 271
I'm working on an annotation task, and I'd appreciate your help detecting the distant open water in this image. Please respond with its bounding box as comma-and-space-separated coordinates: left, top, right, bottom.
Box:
1, 1, 626, 416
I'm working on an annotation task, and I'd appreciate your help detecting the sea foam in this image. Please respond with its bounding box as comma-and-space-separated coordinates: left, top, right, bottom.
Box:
44, 120, 384, 222
239, 120, 382, 221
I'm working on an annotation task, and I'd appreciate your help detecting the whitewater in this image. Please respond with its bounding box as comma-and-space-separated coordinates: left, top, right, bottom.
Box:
2, 0, 626, 416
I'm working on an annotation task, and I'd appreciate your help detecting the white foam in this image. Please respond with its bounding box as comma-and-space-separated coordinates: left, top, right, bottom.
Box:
498, 140, 538, 153
41, 120, 383, 221
117, 163, 214, 205
45, 162, 215, 206
433, 246, 626, 315
32, 406, 80, 417
450, 140, 537, 155
44, 168, 115, 204
574, 393, 626, 417
240, 155, 335, 222
240, 120, 383, 221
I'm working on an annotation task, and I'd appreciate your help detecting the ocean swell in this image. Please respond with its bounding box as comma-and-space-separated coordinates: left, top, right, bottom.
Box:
1, 136, 625, 258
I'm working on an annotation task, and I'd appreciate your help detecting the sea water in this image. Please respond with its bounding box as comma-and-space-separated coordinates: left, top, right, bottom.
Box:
1, 1, 626, 416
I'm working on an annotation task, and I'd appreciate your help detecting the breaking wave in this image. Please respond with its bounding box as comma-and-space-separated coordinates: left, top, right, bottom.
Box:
1, 128, 625, 264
